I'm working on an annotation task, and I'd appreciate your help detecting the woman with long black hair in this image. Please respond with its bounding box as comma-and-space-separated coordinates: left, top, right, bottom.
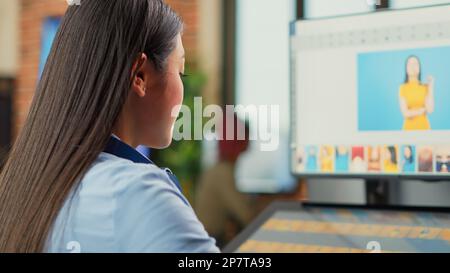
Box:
399, 55, 435, 130
0, 0, 219, 253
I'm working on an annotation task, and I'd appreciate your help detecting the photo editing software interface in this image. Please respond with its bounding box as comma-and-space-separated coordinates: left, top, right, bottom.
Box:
232, 204, 450, 253
291, 5, 450, 177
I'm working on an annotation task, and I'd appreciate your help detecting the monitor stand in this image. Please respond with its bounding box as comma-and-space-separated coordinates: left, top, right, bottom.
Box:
365, 179, 390, 206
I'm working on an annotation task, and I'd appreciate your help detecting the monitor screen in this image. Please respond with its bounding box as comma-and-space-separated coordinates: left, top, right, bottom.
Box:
290, 5, 450, 178
225, 202, 450, 253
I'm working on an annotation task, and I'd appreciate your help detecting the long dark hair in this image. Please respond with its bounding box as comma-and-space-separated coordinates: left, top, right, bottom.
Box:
404, 55, 422, 84
403, 145, 414, 164
0, 0, 182, 252
388, 146, 398, 165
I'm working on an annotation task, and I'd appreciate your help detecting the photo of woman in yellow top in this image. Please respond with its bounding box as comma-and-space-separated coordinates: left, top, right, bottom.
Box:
399, 56, 435, 130
319, 146, 334, 172
383, 146, 399, 173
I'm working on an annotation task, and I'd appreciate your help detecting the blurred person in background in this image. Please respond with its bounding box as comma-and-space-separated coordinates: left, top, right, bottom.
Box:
195, 113, 255, 248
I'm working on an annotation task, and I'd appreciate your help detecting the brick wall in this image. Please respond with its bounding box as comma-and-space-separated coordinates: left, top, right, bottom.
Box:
15, 0, 67, 137
15, 0, 199, 137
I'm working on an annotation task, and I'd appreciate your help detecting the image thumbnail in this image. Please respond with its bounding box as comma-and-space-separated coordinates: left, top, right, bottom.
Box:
306, 146, 318, 172
418, 146, 434, 173
368, 146, 381, 172
319, 146, 334, 172
335, 146, 350, 172
294, 146, 305, 172
383, 146, 399, 173
435, 146, 450, 173
351, 146, 367, 173
400, 145, 416, 173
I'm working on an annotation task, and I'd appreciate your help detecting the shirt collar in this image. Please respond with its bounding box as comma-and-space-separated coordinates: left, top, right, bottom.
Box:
103, 135, 183, 193
104, 135, 155, 165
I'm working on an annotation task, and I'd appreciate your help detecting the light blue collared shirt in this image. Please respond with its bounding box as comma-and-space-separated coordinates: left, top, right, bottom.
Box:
46, 150, 220, 253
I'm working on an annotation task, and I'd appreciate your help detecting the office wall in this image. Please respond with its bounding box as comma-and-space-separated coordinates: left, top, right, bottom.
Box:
198, 0, 223, 105
14, 0, 201, 138
0, 0, 19, 77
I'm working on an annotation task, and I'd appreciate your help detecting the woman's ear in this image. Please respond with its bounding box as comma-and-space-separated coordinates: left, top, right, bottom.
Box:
131, 53, 148, 98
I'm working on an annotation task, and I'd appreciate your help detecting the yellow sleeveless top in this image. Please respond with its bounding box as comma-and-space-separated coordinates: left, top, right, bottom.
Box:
399, 80, 430, 130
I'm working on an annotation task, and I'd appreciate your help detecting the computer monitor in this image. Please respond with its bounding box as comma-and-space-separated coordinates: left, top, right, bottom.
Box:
290, 4, 450, 179
224, 201, 450, 253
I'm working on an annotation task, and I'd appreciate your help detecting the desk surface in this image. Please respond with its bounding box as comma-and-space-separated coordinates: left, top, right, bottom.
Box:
224, 201, 450, 253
